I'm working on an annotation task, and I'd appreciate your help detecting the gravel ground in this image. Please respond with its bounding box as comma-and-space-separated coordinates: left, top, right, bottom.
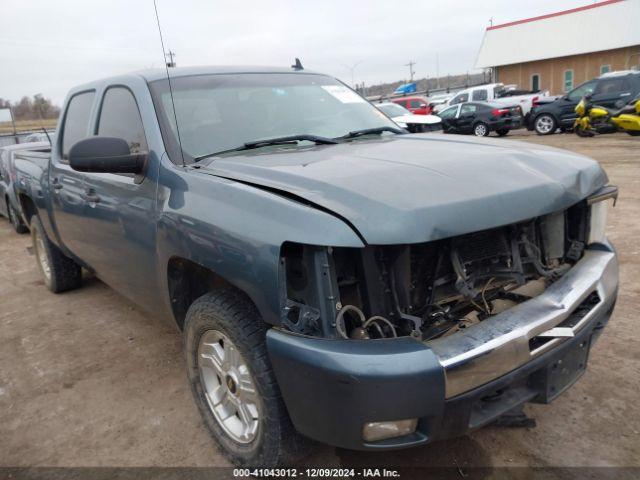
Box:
0, 131, 638, 471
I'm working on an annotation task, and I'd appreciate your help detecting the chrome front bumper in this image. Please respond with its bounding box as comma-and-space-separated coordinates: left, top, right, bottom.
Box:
428, 246, 618, 398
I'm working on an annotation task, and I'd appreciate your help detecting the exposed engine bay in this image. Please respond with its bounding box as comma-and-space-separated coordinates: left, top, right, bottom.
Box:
279, 201, 590, 342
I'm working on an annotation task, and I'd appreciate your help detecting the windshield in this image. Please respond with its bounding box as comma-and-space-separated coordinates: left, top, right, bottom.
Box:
149, 73, 396, 162
378, 103, 410, 117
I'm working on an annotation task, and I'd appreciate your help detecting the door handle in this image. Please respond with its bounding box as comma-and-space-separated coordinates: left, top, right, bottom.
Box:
52, 178, 63, 190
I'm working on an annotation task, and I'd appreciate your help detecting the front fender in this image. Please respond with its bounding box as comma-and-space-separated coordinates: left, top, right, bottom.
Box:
155, 161, 364, 326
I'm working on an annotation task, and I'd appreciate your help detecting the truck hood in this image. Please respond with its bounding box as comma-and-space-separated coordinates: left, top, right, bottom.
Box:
199, 134, 607, 245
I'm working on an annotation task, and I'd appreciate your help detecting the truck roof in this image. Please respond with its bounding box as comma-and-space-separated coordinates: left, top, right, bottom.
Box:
0, 141, 49, 153
66, 65, 328, 95
135, 65, 323, 82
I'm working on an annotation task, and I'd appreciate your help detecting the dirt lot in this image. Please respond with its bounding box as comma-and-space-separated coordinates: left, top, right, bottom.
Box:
1, 131, 639, 471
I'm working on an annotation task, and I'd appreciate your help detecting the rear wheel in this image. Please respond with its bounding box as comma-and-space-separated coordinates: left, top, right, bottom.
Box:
30, 216, 82, 293
575, 125, 595, 138
7, 201, 28, 234
534, 114, 556, 135
184, 290, 306, 466
473, 122, 489, 137
496, 128, 509, 137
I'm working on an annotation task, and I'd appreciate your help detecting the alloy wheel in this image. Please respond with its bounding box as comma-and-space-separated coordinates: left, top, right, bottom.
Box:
197, 330, 261, 444
535, 115, 555, 134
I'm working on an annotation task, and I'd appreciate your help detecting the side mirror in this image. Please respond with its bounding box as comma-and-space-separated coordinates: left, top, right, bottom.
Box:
69, 137, 146, 174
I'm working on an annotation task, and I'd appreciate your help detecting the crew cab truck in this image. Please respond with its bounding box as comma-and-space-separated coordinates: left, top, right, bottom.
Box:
14, 66, 618, 466
447, 82, 549, 118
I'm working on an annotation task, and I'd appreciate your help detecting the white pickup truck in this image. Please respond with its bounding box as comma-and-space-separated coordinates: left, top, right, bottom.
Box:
443, 83, 549, 116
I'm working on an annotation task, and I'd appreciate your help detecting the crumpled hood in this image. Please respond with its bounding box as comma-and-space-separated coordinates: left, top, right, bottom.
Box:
200, 134, 607, 245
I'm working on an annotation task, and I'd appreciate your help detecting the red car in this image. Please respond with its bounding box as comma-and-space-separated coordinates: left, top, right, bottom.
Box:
391, 96, 432, 115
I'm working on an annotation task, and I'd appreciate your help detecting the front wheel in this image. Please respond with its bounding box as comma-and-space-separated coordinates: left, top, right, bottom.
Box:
473, 122, 489, 137
184, 290, 306, 466
626, 130, 640, 136
534, 114, 556, 135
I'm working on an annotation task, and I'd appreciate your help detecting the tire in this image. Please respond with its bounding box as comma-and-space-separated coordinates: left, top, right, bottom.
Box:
626, 130, 640, 136
30, 216, 82, 293
575, 126, 594, 138
473, 122, 489, 137
184, 290, 306, 466
7, 201, 28, 234
496, 128, 509, 137
534, 114, 557, 135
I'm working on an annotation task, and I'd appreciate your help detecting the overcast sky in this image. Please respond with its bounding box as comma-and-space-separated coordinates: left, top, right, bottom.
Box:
1, 0, 595, 104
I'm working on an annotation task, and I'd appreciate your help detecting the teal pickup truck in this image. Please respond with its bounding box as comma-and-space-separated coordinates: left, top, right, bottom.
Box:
13, 65, 618, 466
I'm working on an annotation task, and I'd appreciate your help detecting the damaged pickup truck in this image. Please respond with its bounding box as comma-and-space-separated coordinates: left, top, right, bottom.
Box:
14, 66, 618, 466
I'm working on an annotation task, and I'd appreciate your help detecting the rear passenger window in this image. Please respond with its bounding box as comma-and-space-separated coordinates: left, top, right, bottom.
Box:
472, 90, 487, 101
409, 99, 422, 108
61, 91, 95, 158
97, 88, 147, 154
451, 93, 469, 105
594, 77, 625, 95
460, 104, 477, 115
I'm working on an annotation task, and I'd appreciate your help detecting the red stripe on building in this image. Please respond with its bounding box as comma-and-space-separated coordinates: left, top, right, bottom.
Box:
487, 0, 625, 31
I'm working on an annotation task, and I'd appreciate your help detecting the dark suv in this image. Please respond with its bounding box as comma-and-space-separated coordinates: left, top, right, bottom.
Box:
528, 70, 640, 135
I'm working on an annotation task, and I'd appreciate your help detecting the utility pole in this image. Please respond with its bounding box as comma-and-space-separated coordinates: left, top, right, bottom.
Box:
404, 61, 416, 82
342, 60, 364, 88
435, 54, 440, 89
165, 50, 176, 68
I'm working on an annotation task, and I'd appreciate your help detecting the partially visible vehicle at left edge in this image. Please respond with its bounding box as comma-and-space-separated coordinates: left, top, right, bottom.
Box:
437, 101, 522, 136
376, 102, 441, 133
0, 142, 49, 233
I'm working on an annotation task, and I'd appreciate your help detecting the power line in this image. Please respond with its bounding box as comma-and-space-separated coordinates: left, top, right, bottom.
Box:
404, 60, 416, 82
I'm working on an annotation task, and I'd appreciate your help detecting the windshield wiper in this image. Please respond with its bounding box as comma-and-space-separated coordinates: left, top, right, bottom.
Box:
194, 134, 339, 162
338, 126, 406, 140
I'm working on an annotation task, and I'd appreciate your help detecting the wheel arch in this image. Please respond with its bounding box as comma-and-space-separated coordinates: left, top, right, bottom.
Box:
17, 193, 37, 224
166, 256, 262, 331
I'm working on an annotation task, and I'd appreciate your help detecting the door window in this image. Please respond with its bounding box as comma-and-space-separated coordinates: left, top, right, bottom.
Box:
567, 80, 596, 102
438, 106, 458, 119
460, 104, 477, 115
564, 70, 574, 92
471, 89, 487, 101
61, 91, 96, 158
409, 99, 423, 108
450, 93, 469, 105
97, 87, 148, 154
531, 74, 540, 91
594, 77, 625, 95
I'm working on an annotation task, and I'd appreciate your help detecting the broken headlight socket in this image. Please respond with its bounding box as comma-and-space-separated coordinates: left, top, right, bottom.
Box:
362, 418, 418, 442
586, 185, 618, 245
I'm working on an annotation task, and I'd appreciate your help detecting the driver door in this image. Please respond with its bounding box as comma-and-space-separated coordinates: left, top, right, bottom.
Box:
438, 105, 460, 132
561, 80, 596, 126
457, 104, 478, 133
79, 87, 160, 311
